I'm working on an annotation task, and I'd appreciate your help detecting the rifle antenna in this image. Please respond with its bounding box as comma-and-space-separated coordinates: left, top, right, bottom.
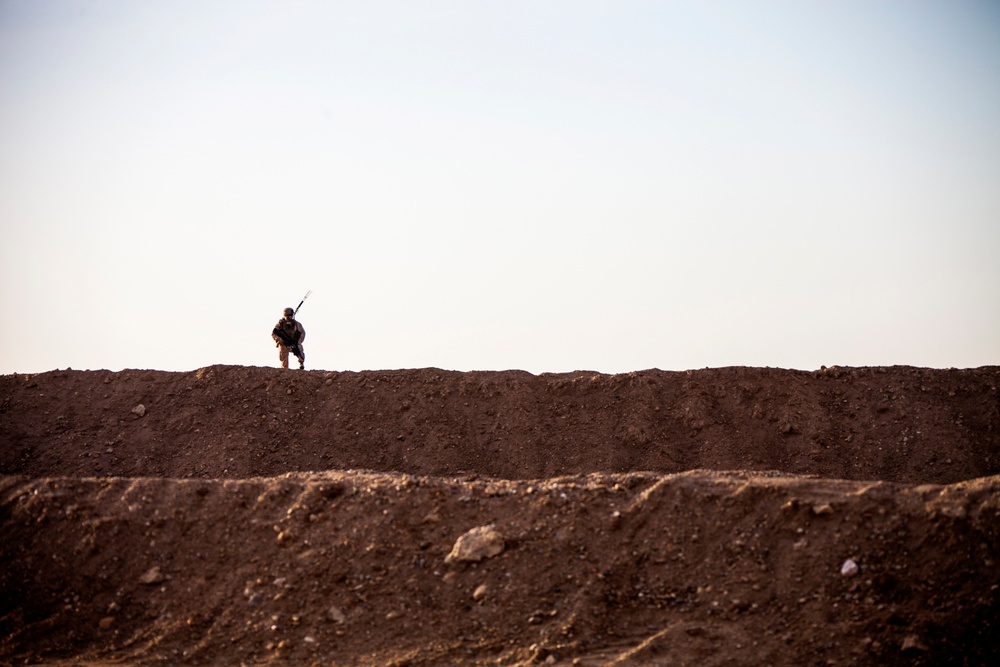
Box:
294, 290, 312, 316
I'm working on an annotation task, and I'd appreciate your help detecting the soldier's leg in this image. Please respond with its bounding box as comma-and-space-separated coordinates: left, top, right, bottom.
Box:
296, 344, 305, 370
278, 344, 290, 369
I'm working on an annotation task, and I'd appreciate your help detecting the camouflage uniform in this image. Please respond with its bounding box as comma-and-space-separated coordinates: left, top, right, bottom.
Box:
273, 308, 306, 369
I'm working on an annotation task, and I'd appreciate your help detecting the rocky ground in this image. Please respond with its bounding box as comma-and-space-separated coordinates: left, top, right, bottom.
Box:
1, 365, 998, 665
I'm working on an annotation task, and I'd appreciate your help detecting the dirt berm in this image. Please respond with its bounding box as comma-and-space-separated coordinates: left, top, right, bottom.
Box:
1, 365, 999, 665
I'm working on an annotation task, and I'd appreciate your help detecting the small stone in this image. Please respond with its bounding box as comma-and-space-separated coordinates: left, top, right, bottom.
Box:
901, 634, 928, 652
131, 404, 146, 417
840, 558, 859, 577
937, 504, 967, 519
528, 610, 557, 625
812, 503, 833, 516
326, 606, 345, 624
529, 644, 550, 661
472, 584, 488, 601
139, 566, 164, 585
445, 525, 505, 564
99, 616, 115, 630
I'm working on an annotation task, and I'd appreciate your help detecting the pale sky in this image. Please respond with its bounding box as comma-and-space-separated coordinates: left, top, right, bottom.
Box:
1, 0, 998, 375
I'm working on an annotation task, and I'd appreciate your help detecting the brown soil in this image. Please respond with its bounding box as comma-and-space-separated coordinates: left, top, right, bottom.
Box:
1, 365, 998, 666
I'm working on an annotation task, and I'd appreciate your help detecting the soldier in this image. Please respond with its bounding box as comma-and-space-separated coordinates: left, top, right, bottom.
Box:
272, 307, 306, 369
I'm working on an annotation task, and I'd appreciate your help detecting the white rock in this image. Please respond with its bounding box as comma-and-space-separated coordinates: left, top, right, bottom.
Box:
840, 558, 859, 577
445, 525, 505, 564
139, 566, 164, 584
132, 404, 146, 417
901, 634, 928, 651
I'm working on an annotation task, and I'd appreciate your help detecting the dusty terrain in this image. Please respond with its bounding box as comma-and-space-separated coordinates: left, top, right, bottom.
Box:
1, 365, 998, 666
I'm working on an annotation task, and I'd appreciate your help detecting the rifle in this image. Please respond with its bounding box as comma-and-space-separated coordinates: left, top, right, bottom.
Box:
272, 327, 296, 347
272, 326, 303, 359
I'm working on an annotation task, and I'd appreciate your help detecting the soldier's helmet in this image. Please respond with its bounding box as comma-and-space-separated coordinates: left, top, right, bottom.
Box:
284, 307, 294, 317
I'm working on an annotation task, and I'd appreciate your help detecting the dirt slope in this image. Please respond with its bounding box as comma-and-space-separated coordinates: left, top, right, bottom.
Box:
1, 365, 999, 666
3, 365, 998, 483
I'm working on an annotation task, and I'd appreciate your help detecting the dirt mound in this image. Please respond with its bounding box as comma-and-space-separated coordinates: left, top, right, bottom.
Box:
1, 366, 999, 666
3, 365, 999, 483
